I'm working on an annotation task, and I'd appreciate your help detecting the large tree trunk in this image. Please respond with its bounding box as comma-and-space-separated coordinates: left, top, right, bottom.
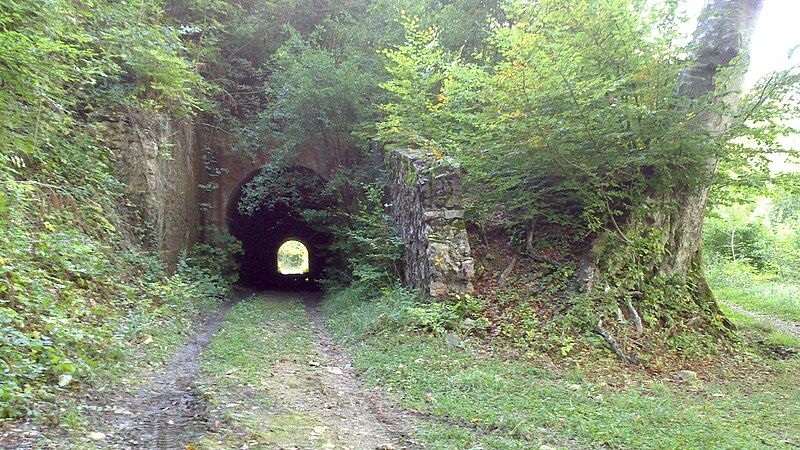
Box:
651, 0, 763, 280
582, 0, 764, 331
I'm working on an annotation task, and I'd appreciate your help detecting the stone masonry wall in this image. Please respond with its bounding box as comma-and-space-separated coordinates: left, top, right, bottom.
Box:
388, 147, 474, 299
103, 113, 201, 270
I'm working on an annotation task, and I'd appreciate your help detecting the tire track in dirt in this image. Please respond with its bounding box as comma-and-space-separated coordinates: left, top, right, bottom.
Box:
292, 291, 418, 449
84, 287, 250, 449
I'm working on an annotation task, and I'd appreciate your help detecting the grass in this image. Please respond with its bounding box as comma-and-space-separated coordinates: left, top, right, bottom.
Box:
195, 294, 342, 449
720, 304, 800, 348
708, 261, 800, 323
323, 285, 800, 449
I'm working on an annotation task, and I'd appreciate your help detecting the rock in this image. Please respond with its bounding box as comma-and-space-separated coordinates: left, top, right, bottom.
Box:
324, 366, 343, 375
88, 432, 106, 441
445, 332, 460, 347
460, 318, 476, 332
57, 374, 73, 387
377, 444, 397, 450
676, 370, 698, 382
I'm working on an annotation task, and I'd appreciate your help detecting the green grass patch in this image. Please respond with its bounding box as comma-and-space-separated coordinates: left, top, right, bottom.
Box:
197, 294, 339, 449
323, 285, 800, 449
709, 262, 800, 323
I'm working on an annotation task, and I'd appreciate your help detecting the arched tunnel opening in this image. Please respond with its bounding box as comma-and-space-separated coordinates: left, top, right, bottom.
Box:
226, 166, 334, 291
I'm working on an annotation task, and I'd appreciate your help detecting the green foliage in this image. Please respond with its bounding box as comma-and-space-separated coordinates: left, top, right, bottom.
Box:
379, 1, 799, 243
709, 261, 800, 323
0, 0, 221, 419
193, 225, 245, 278
381, 1, 689, 236
186, 0, 512, 292
328, 183, 405, 288
324, 283, 483, 342
237, 164, 337, 218
0, 0, 207, 183
243, 29, 382, 159
0, 181, 232, 417
705, 199, 800, 279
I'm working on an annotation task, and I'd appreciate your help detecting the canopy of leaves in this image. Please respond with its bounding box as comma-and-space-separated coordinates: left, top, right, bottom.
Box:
378, 0, 800, 244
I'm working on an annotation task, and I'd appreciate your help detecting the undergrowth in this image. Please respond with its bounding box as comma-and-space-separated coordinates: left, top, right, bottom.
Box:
462, 226, 744, 370
0, 179, 234, 419
323, 283, 800, 449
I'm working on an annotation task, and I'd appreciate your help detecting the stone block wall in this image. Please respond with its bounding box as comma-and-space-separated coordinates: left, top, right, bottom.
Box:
103, 113, 201, 270
387, 147, 474, 300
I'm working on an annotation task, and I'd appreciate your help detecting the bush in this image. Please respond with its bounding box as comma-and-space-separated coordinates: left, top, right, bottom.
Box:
325, 282, 486, 343
704, 215, 777, 270
328, 184, 404, 289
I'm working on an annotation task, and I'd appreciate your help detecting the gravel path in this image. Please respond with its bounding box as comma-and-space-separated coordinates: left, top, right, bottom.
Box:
723, 302, 800, 339
293, 290, 417, 449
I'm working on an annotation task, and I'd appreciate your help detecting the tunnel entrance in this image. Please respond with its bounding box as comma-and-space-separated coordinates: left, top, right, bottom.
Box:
226, 166, 333, 290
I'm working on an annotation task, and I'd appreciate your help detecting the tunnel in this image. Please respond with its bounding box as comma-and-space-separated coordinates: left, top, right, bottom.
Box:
226, 166, 333, 290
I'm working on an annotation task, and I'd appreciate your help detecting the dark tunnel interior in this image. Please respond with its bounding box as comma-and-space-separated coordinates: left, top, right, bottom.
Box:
226, 166, 332, 291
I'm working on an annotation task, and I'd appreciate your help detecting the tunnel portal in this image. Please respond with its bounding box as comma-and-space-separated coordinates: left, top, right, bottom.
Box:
226, 166, 332, 290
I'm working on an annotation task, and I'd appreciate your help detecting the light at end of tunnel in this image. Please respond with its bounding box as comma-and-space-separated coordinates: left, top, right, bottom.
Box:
277, 240, 310, 275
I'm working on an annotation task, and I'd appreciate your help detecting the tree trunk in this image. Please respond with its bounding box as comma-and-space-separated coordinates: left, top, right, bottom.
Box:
583, 0, 763, 325
650, 0, 762, 279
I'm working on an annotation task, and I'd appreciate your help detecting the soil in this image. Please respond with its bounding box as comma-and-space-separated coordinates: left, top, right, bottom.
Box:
80, 289, 241, 449
296, 291, 417, 449
0, 288, 415, 449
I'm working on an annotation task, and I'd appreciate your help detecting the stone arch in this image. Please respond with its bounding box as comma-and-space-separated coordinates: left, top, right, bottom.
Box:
199, 142, 338, 233
225, 165, 332, 290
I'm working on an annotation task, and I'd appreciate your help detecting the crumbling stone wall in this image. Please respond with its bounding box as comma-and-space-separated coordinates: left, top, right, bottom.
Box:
103, 113, 201, 270
388, 147, 474, 299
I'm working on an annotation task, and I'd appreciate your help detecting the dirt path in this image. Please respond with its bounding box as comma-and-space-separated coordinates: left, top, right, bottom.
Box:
723, 302, 800, 339
3, 289, 414, 449
82, 288, 246, 449
295, 291, 416, 449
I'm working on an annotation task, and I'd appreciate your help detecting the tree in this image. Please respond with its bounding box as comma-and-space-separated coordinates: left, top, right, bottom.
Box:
593, 0, 765, 330
379, 0, 797, 356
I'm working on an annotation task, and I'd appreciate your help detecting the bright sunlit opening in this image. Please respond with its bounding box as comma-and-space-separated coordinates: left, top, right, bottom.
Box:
277, 240, 310, 275
680, 0, 800, 89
